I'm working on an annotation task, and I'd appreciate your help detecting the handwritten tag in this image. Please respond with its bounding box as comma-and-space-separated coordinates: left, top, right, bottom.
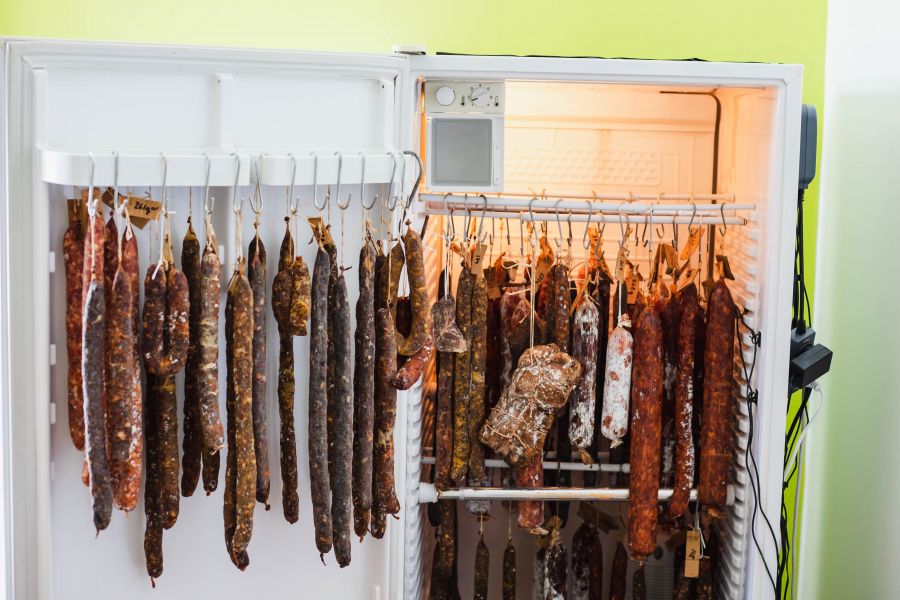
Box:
532, 256, 552, 290
685, 530, 701, 578
307, 217, 334, 247
471, 243, 488, 276
679, 227, 704, 261
614, 246, 630, 282
101, 190, 161, 229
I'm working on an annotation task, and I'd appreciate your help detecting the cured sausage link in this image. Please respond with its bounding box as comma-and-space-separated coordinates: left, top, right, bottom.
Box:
273, 226, 298, 523
330, 273, 353, 568
450, 267, 474, 483
181, 223, 203, 496
396, 228, 431, 355
83, 281, 112, 532
248, 239, 270, 508
352, 242, 376, 539
63, 222, 86, 451
106, 270, 135, 509
627, 307, 664, 561
199, 245, 225, 453
373, 307, 400, 516
569, 298, 600, 459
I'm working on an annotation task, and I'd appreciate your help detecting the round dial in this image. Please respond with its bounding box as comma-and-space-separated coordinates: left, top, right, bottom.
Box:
470, 86, 491, 107
435, 86, 456, 107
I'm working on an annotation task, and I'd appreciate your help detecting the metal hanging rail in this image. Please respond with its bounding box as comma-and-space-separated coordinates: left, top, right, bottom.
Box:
418, 483, 737, 504
419, 192, 756, 213
424, 190, 755, 203
420, 456, 629, 473
424, 208, 746, 226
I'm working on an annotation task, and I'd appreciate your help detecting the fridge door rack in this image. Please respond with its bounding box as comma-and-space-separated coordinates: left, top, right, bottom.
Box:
417, 483, 737, 505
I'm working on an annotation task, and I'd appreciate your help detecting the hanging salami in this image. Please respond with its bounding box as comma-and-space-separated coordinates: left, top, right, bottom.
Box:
63, 217, 86, 452
608, 542, 627, 600
353, 241, 376, 538
373, 307, 400, 517
396, 227, 431, 355
330, 271, 354, 568
248, 237, 270, 508
181, 221, 203, 496
450, 266, 474, 483
473, 533, 490, 600
568, 296, 600, 461
600, 317, 633, 447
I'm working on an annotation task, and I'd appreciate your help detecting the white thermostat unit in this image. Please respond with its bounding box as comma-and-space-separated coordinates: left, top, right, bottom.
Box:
424, 80, 504, 192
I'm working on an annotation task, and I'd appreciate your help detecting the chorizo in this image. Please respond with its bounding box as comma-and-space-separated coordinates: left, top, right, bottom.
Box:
141, 264, 189, 377
669, 285, 702, 521
353, 242, 376, 538
450, 266, 474, 483
502, 539, 516, 600
373, 307, 400, 515
226, 268, 256, 569
608, 541, 627, 600
223, 288, 248, 570
545, 534, 567, 600
699, 279, 736, 515
396, 227, 430, 355
600, 319, 633, 447
199, 242, 225, 454
248, 238, 270, 508
568, 297, 600, 460
63, 220, 86, 451
474, 534, 490, 600
467, 274, 488, 486
83, 280, 112, 532
308, 247, 333, 556
181, 222, 203, 497
330, 273, 353, 568
107, 267, 141, 511
627, 307, 664, 561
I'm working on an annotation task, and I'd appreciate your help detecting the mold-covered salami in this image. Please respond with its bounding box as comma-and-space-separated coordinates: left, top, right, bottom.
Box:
627, 307, 664, 561
569, 297, 600, 460
450, 266, 474, 483
396, 227, 431, 355
669, 286, 702, 521
545, 534, 568, 600
308, 247, 333, 556
600, 319, 633, 447
699, 279, 737, 515
353, 242, 376, 538
143, 373, 163, 581
181, 222, 203, 497
142, 265, 189, 377
63, 221, 86, 451
430, 500, 458, 600
571, 521, 596, 600
248, 238, 269, 508
503, 539, 516, 600
435, 337, 455, 490
609, 542, 627, 600
83, 280, 112, 532
374, 307, 400, 516
330, 273, 354, 568
199, 242, 225, 455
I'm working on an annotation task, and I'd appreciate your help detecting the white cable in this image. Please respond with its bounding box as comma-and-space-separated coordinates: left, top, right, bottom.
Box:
783, 381, 824, 480
790, 433, 804, 600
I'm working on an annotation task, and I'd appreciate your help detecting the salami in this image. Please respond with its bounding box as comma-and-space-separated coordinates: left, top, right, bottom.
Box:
63, 220, 86, 451
545, 533, 568, 600
699, 279, 737, 515
669, 285, 702, 521
502, 539, 516, 600
467, 274, 488, 487
434, 337, 455, 491
571, 521, 596, 600
157, 370, 179, 530
248, 238, 269, 508
429, 500, 458, 600
473, 534, 490, 600
627, 307, 664, 561
587, 276, 611, 477
144, 374, 162, 579
660, 293, 682, 489
608, 542, 627, 600
569, 297, 600, 460
373, 307, 400, 516
632, 567, 646, 600
450, 266, 474, 483
226, 268, 256, 569
532, 547, 547, 600
433, 295, 467, 353
513, 456, 543, 531
697, 531, 718, 600
273, 226, 298, 523
396, 227, 431, 355
83, 280, 112, 532
330, 272, 353, 568
353, 242, 376, 538
199, 241, 225, 455
391, 333, 434, 390
600, 319, 633, 447
181, 222, 203, 497
308, 247, 333, 556
142, 265, 189, 377
588, 529, 604, 600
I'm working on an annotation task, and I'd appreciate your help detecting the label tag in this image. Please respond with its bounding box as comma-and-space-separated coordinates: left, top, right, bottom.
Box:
614, 245, 630, 282
101, 189, 161, 229
66, 198, 89, 230
685, 530, 702, 578
471, 243, 488, 276
679, 227, 704, 261
307, 217, 334, 247
716, 254, 735, 280
661, 243, 678, 274
676, 267, 699, 292
626, 264, 641, 304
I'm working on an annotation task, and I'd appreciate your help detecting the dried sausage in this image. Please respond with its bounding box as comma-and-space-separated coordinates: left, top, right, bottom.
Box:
141, 264, 189, 377
273, 227, 298, 522
669, 285, 702, 521
353, 242, 376, 538
63, 220, 85, 451
181, 222, 203, 496
373, 307, 400, 516
588, 529, 603, 600
390, 333, 434, 390
83, 280, 112, 532
474, 534, 490, 600
396, 227, 430, 355
608, 541, 627, 600
502, 539, 516, 600
532, 547, 546, 600
143, 372, 162, 580
600, 320, 633, 447
434, 338, 455, 491
199, 242, 225, 454
571, 521, 596, 600
429, 500, 457, 600
308, 247, 333, 556
248, 238, 270, 508
545, 534, 567, 600
107, 267, 141, 511
627, 307, 664, 561
513, 457, 543, 532
569, 297, 600, 460
223, 288, 246, 570
660, 293, 681, 489
467, 274, 488, 488
699, 279, 736, 515
587, 276, 611, 484
450, 266, 474, 483
632, 566, 646, 600
329, 272, 353, 568
157, 370, 179, 530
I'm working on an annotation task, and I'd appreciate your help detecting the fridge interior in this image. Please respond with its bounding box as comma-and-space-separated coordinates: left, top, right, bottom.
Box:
412, 79, 778, 599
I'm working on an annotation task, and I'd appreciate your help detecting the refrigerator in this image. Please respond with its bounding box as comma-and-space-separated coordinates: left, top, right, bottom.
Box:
0, 39, 803, 600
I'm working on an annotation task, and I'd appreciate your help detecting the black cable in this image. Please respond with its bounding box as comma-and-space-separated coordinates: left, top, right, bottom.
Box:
796, 189, 807, 333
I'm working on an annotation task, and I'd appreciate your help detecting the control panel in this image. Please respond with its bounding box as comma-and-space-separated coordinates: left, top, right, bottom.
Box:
423, 81, 505, 114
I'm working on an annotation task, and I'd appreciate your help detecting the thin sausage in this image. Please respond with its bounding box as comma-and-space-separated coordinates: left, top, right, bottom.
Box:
83, 280, 112, 532
588, 528, 603, 600
223, 286, 249, 570
330, 273, 353, 568
608, 541, 627, 600
396, 227, 430, 355
434, 338, 455, 490
450, 267, 474, 483
502, 539, 516, 600
373, 308, 400, 515
467, 274, 488, 487
143, 374, 163, 582
632, 566, 646, 600
627, 307, 664, 561
474, 534, 490, 600
273, 226, 298, 522
308, 247, 333, 556
571, 521, 595, 600
429, 500, 457, 599
248, 238, 270, 508
545, 534, 567, 600
199, 242, 225, 454
569, 297, 600, 460
181, 222, 203, 496
532, 547, 547, 600
353, 242, 376, 538
699, 279, 736, 515
63, 220, 86, 451
117, 227, 143, 511
157, 370, 179, 530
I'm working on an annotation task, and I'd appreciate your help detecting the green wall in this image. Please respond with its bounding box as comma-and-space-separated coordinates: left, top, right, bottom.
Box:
1, 0, 828, 591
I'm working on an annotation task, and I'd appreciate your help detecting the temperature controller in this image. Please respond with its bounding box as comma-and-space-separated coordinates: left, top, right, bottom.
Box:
423, 81, 504, 114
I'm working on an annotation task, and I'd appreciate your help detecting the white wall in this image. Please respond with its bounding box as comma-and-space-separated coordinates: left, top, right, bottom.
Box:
799, 2, 900, 598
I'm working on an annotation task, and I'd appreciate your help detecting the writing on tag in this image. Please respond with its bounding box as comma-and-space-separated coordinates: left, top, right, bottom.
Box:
679, 227, 704, 261
626, 265, 641, 304
471, 243, 488, 276
532, 256, 552, 290
716, 254, 735, 280
101, 189, 161, 229
685, 530, 701, 578
614, 245, 630, 282
307, 217, 334, 247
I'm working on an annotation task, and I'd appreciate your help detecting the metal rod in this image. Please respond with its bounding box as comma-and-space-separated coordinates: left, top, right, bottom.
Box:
421, 190, 748, 202
420, 456, 629, 473
418, 482, 736, 504
423, 208, 745, 226
420, 194, 755, 214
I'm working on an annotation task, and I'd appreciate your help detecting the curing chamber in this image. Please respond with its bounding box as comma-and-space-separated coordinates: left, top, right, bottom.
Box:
0, 41, 801, 600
